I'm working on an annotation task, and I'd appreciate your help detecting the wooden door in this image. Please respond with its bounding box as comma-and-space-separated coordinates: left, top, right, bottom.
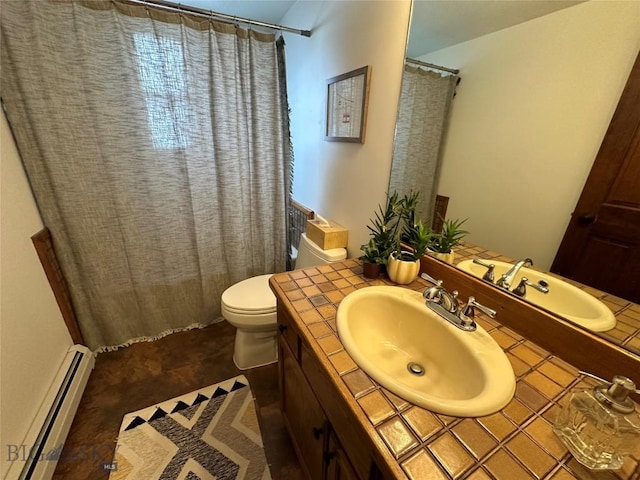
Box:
552, 53, 640, 303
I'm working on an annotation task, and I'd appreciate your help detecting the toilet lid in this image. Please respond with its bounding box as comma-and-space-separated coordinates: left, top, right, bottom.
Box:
221, 274, 276, 313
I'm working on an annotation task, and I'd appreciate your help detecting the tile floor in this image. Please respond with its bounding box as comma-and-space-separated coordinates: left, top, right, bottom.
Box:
52, 321, 304, 480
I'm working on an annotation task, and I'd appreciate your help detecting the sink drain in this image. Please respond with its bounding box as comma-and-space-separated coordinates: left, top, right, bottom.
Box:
407, 362, 425, 376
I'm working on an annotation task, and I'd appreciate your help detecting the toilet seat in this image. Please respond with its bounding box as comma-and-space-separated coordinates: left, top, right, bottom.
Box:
221, 274, 276, 315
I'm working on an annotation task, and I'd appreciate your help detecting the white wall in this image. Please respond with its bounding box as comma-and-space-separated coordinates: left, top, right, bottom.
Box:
281, 0, 412, 257
421, 1, 640, 269
0, 110, 73, 478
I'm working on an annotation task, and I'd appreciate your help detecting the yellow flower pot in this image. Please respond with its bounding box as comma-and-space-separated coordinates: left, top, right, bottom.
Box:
387, 252, 420, 285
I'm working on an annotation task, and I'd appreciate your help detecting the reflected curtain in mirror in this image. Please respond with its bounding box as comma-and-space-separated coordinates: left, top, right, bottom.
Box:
1, 1, 292, 350
389, 65, 458, 222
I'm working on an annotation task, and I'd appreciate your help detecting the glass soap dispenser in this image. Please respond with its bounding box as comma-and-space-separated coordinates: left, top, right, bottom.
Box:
553, 373, 640, 470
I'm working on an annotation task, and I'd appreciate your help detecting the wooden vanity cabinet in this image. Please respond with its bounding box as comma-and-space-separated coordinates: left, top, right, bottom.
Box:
277, 304, 386, 480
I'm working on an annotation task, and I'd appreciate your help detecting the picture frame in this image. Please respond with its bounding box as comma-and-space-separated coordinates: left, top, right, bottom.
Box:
325, 66, 370, 143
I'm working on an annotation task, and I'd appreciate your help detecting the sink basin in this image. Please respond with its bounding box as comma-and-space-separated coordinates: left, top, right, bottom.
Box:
456, 260, 616, 332
336, 286, 515, 417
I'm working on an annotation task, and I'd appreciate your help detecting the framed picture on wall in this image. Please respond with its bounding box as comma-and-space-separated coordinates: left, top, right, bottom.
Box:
325, 66, 370, 143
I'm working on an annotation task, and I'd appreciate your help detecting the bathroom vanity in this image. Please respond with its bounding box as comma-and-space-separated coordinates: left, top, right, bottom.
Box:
269, 258, 640, 480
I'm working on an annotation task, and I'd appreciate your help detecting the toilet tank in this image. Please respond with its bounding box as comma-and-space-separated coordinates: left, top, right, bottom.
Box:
295, 233, 347, 269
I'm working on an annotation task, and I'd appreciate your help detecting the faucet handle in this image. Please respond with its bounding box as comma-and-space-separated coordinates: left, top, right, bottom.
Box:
420, 272, 441, 286
512, 277, 550, 297
473, 259, 495, 282
460, 296, 497, 319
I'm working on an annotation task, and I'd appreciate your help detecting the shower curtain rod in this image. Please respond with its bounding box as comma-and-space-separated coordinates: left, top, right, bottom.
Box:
405, 57, 459, 75
124, 0, 312, 37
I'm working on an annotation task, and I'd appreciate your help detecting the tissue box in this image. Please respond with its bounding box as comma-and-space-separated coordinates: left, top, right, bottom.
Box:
305, 219, 348, 250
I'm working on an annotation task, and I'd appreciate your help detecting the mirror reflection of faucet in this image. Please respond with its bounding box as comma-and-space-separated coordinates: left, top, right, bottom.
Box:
473, 258, 550, 298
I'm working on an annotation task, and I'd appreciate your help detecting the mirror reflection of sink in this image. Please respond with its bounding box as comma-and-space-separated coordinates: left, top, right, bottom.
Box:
336, 286, 515, 417
456, 259, 616, 332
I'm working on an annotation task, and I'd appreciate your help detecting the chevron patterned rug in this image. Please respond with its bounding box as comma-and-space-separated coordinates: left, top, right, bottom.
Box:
109, 375, 272, 480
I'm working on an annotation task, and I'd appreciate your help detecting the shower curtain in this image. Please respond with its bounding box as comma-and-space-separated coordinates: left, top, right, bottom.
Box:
389, 65, 458, 222
1, 0, 292, 350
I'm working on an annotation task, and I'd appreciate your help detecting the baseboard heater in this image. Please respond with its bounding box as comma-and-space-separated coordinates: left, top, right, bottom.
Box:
5, 345, 94, 480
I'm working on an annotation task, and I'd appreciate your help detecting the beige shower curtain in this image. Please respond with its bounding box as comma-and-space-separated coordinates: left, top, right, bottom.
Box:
1, 1, 292, 350
389, 65, 458, 222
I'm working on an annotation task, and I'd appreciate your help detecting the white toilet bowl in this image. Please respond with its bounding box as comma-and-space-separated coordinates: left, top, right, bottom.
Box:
221, 233, 346, 369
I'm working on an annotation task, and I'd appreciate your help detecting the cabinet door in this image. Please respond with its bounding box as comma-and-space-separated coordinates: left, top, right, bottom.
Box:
325, 431, 359, 480
280, 338, 327, 480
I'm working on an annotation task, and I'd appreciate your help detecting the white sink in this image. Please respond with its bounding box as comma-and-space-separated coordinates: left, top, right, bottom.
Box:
456, 260, 616, 332
336, 286, 515, 417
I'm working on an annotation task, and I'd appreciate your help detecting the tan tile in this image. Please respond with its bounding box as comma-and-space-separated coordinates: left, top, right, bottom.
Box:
295, 277, 313, 288
548, 356, 579, 376
550, 468, 579, 480
506, 433, 556, 479
619, 456, 639, 480
465, 468, 492, 480
428, 432, 475, 478
511, 344, 545, 367
377, 417, 420, 459
357, 390, 395, 426
307, 322, 331, 339
274, 273, 293, 283
524, 371, 564, 399
341, 369, 375, 398
302, 267, 321, 277
284, 289, 305, 301
503, 398, 534, 425
401, 449, 448, 480
484, 450, 535, 480
304, 288, 324, 301
317, 334, 342, 355
299, 308, 323, 325
289, 270, 307, 280
327, 318, 338, 332
279, 280, 298, 291
525, 417, 568, 460
490, 329, 519, 349
328, 350, 357, 375
515, 382, 549, 412
317, 304, 336, 319
452, 419, 498, 460
507, 352, 531, 377
325, 290, 345, 304
382, 389, 411, 412
291, 298, 313, 312
402, 406, 443, 441
347, 275, 366, 286
317, 264, 335, 274
524, 341, 549, 358
437, 414, 459, 426
537, 361, 577, 388
325, 271, 341, 280
333, 278, 350, 289
309, 273, 328, 284
477, 413, 516, 441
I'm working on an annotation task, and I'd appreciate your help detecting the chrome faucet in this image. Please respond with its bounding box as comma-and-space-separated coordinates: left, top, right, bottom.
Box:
495, 258, 533, 290
420, 273, 495, 331
512, 277, 549, 297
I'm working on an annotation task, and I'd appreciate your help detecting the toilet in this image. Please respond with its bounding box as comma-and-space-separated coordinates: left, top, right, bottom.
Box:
221, 233, 347, 369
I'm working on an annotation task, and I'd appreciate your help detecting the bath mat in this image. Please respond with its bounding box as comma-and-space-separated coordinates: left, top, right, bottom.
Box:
108, 375, 272, 480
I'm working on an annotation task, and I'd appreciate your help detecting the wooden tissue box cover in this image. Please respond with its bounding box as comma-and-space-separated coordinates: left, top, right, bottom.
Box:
305, 219, 348, 250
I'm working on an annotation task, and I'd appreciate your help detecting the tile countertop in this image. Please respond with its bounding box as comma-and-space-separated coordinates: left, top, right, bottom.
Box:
269, 259, 640, 480
453, 242, 640, 357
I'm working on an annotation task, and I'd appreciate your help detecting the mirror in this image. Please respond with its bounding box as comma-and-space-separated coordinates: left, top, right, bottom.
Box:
393, 0, 639, 356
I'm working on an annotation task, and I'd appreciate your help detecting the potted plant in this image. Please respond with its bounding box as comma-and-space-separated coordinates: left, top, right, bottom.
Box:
359, 192, 398, 278
386, 191, 433, 284
428, 217, 469, 264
